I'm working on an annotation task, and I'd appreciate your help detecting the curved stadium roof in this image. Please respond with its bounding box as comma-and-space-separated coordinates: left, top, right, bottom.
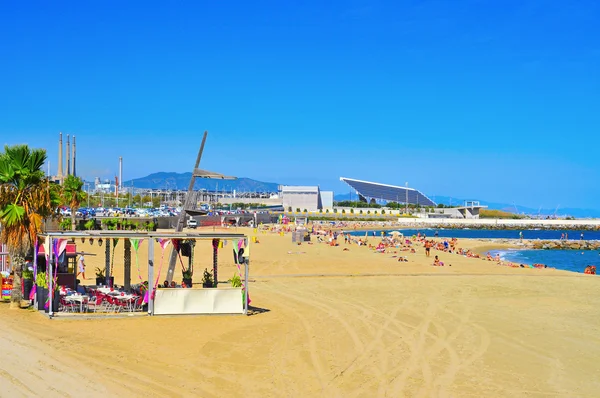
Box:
340, 177, 436, 207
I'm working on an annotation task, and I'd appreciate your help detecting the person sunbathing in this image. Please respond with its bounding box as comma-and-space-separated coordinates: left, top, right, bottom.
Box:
433, 255, 444, 266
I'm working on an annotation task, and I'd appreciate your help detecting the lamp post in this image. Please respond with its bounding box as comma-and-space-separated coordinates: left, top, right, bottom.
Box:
85, 183, 90, 208
405, 182, 408, 215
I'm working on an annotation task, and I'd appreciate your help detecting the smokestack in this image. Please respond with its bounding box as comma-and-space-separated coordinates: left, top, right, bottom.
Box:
57, 132, 63, 178
119, 157, 123, 189
66, 134, 71, 176
67, 134, 71, 176
72, 135, 76, 177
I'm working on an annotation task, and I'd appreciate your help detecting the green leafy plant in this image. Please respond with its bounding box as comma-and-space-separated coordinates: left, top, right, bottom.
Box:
22, 268, 34, 280
84, 219, 95, 230
36, 272, 48, 288
229, 274, 242, 288
59, 218, 71, 230
201, 268, 213, 287
95, 267, 105, 279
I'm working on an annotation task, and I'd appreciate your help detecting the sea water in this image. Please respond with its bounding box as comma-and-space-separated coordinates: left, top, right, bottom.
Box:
487, 249, 600, 273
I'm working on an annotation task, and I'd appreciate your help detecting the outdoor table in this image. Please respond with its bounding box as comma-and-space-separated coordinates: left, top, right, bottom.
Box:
64, 294, 89, 312
114, 294, 136, 311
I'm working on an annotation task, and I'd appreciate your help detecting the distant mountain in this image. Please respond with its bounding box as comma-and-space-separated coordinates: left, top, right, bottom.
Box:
431, 195, 600, 218
124, 172, 280, 192
333, 193, 600, 218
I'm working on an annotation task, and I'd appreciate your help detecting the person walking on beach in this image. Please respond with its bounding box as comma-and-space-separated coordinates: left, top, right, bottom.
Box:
425, 240, 432, 257
77, 254, 86, 280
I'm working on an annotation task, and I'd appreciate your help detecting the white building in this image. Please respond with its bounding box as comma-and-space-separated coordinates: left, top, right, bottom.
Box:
320, 191, 334, 210
281, 186, 323, 212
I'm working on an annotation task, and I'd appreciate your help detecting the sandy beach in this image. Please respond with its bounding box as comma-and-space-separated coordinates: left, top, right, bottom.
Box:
1, 226, 600, 397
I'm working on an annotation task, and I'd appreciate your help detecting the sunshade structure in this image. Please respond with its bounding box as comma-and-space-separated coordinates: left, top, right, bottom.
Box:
340, 177, 436, 207
35, 230, 250, 318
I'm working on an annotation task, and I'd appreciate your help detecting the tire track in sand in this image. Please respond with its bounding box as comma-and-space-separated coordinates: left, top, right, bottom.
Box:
262, 281, 370, 395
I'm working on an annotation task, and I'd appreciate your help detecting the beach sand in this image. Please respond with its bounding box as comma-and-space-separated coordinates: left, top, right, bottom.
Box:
1, 227, 600, 397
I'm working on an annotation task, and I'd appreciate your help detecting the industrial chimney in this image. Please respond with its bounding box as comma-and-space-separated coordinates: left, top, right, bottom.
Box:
119, 157, 123, 189
57, 132, 64, 178
66, 134, 71, 176
72, 135, 77, 177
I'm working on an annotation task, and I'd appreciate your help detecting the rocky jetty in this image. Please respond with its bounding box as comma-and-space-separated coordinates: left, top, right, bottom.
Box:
527, 240, 600, 250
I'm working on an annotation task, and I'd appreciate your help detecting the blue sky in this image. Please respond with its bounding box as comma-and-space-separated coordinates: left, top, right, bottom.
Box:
1, 1, 598, 209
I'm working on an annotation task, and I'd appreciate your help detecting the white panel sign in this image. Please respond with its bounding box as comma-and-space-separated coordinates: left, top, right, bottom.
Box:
154, 288, 244, 315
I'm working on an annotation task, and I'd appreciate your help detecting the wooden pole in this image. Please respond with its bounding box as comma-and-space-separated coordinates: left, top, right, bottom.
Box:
104, 239, 111, 286
148, 238, 154, 315
212, 238, 219, 287
166, 131, 208, 283
124, 239, 131, 291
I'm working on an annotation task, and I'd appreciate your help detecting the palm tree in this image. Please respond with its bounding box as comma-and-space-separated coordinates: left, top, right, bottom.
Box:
62, 175, 85, 230
0, 145, 58, 307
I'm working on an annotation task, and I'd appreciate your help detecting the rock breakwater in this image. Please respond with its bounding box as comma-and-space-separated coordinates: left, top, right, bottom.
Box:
527, 240, 600, 250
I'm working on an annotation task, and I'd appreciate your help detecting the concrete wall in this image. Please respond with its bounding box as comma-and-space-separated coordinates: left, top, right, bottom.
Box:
320, 191, 334, 209
282, 192, 320, 212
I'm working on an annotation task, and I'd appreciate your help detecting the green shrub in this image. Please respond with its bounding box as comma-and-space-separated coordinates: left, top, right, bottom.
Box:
60, 219, 71, 231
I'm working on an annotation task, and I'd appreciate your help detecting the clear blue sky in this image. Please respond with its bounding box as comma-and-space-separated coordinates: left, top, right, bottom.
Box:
1, 1, 598, 209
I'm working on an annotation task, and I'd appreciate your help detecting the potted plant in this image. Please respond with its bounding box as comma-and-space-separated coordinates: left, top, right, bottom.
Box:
35, 272, 47, 310
22, 268, 34, 303
182, 269, 193, 288
35, 272, 59, 312
180, 240, 194, 287
95, 267, 114, 287
95, 267, 105, 286
201, 268, 214, 288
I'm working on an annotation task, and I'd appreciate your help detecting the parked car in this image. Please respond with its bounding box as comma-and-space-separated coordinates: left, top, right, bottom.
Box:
187, 218, 198, 228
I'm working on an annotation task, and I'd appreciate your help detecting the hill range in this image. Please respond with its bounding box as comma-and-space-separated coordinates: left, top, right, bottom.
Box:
124, 172, 279, 193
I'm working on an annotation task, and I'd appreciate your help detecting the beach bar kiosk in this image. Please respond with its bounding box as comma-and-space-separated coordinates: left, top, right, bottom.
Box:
36, 231, 250, 318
